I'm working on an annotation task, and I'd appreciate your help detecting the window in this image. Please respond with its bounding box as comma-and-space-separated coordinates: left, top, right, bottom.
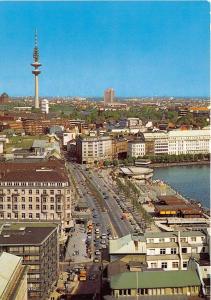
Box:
151, 263, 157, 268
183, 261, 188, 268
161, 262, 167, 269
7, 204, 11, 209
180, 238, 186, 243
29, 213, 32, 219
170, 238, 176, 242
7, 197, 11, 201
148, 239, 154, 243
22, 204, 25, 209
22, 213, 25, 219
29, 197, 32, 202
43, 205, 46, 210
7, 213, 11, 218
159, 238, 165, 243
50, 197, 54, 203
50, 205, 54, 210
172, 262, 179, 268
36, 197, 39, 202
29, 205, 33, 210
36, 213, 40, 218
171, 248, 177, 254
14, 213, 18, 218
22, 197, 25, 202
36, 190, 39, 194
29, 190, 32, 194
191, 237, 196, 242
182, 248, 187, 253
160, 249, 166, 255
50, 190, 54, 195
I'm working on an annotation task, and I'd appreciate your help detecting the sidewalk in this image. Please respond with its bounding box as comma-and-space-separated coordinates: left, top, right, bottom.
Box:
65, 223, 92, 263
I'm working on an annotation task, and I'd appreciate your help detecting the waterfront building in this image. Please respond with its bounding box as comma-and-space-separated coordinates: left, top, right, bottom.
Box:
104, 88, 115, 104
76, 135, 113, 164
0, 252, 28, 300
0, 160, 72, 230
31, 30, 42, 109
143, 129, 211, 156
41, 99, 49, 114
109, 230, 209, 271
168, 129, 210, 155
128, 140, 145, 158
0, 222, 58, 300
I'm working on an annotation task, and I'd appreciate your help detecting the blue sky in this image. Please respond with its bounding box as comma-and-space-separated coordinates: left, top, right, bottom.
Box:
0, 1, 209, 97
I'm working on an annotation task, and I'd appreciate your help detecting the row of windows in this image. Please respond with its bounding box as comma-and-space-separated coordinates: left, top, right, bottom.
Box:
0, 182, 65, 187
0, 197, 63, 203
0, 212, 63, 219
147, 237, 204, 243
0, 204, 65, 210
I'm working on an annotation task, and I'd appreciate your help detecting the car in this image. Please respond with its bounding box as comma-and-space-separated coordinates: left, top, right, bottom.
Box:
101, 233, 107, 239
95, 250, 100, 255
101, 240, 106, 245
94, 257, 100, 263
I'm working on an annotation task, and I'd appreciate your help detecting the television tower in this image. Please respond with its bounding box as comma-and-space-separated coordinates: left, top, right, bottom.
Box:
31, 29, 41, 109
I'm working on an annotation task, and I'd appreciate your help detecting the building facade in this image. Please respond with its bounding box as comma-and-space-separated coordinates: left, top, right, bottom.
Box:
0, 161, 71, 230
0, 223, 58, 300
143, 129, 211, 156
128, 140, 145, 158
76, 135, 113, 164
41, 99, 49, 114
109, 230, 209, 271
104, 88, 115, 105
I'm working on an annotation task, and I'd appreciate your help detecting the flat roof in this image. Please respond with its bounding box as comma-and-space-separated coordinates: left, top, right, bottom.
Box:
0, 223, 57, 245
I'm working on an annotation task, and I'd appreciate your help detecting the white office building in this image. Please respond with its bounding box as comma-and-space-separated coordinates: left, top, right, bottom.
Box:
168, 129, 210, 155
41, 99, 49, 114
128, 140, 146, 158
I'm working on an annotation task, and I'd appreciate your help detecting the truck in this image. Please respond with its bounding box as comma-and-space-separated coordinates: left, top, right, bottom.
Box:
79, 269, 87, 281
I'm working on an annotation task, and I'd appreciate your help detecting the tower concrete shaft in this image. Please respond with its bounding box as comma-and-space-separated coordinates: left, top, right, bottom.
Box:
31, 30, 41, 109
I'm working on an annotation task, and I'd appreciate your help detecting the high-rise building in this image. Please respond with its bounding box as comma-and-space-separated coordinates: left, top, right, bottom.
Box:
41, 99, 49, 114
0, 223, 59, 300
31, 30, 41, 109
104, 88, 115, 104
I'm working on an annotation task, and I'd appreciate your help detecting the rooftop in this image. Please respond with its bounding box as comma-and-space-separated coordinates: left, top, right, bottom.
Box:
0, 160, 69, 183
0, 222, 58, 245
110, 270, 201, 289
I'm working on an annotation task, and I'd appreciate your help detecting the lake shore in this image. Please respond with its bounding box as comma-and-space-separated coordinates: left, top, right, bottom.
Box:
151, 160, 210, 168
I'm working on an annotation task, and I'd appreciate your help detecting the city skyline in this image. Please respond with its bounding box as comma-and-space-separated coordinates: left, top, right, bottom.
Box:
0, 1, 209, 97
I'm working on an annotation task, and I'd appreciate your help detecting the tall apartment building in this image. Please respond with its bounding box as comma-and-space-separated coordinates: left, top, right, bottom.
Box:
41, 99, 49, 114
0, 252, 28, 300
76, 135, 113, 164
104, 88, 115, 105
109, 230, 209, 271
0, 160, 71, 231
0, 223, 58, 300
